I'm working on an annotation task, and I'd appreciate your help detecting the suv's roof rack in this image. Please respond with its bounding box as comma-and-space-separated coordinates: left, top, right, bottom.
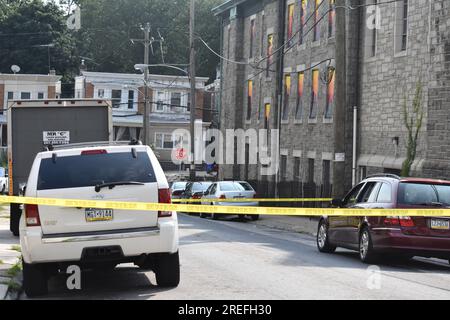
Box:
366, 173, 401, 180
44, 140, 143, 151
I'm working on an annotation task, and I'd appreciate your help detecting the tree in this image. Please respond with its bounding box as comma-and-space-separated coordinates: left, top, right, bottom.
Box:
0, 0, 79, 78
72, 0, 221, 79
401, 80, 424, 177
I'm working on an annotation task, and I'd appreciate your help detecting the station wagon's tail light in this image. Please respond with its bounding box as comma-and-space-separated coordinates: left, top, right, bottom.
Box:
383, 216, 415, 227
383, 216, 400, 226
253, 193, 258, 198
399, 216, 415, 227
219, 195, 226, 200
25, 204, 41, 227
158, 188, 172, 218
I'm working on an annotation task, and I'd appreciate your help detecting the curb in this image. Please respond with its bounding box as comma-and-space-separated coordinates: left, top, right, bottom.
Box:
0, 261, 23, 300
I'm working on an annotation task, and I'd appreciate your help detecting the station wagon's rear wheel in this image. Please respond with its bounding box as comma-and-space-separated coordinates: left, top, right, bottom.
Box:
317, 220, 336, 253
359, 227, 378, 264
155, 252, 180, 287
22, 260, 49, 297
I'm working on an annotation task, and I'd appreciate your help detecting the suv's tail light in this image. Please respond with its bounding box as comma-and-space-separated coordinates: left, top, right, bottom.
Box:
25, 204, 41, 227
158, 188, 172, 218
219, 194, 226, 200
81, 149, 107, 156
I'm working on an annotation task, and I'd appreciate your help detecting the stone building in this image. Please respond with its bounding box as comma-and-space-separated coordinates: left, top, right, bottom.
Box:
214, 0, 450, 198
358, 0, 450, 180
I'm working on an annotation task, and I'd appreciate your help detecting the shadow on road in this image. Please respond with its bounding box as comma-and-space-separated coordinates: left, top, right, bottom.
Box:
28, 266, 173, 300
179, 214, 450, 275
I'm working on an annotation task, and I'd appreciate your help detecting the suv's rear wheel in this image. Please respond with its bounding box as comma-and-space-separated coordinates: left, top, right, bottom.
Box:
155, 252, 180, 287
23, 260, 49, 297
359, 227, 378, 264
249, 214, 259, 221
317, 220, 336, 253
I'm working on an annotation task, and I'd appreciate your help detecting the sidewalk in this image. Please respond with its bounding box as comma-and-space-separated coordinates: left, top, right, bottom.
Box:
251, 215, 319, 236
0, 206, 22, 300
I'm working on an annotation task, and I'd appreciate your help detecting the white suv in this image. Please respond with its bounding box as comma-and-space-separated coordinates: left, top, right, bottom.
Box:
19, 142, 179, 297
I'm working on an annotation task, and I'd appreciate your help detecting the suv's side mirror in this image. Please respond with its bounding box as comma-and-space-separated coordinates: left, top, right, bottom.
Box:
331, 198, 343, 207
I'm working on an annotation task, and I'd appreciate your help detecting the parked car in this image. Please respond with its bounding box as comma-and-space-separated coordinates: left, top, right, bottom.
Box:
181, 181, 213, 205
20, 142, 180, 297
170, 181, 188, 200
317, 174, 450, 264
200, 181, 259, 221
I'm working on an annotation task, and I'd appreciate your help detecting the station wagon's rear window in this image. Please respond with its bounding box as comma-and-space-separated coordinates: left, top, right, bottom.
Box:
37, 152, 156, 190
398, 182, 450, 206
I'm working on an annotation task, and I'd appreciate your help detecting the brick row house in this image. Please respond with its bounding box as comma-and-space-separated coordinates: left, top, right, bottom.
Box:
0, 73, 61, 147
75, 71, 211, 170
213, 0, 450, 198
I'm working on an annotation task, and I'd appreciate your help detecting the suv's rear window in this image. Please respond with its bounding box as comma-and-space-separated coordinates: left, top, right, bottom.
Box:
37, 152, 156, 190
398, 182, 450, 206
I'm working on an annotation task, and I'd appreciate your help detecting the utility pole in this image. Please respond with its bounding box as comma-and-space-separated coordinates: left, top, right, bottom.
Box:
143, 23, 151, 146
189, 0, 197, 181
333, 0, 347, 198
132, 23, 152, 145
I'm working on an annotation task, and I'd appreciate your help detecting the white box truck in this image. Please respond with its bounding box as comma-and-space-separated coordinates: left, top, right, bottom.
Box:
7, 99, 113, 235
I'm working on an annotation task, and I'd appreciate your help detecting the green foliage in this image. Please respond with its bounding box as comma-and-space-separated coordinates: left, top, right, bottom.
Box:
10, 245, 21, 253
0, 0, 221, 81
401, 80, 424, 177
6, 261, 22, 277
73, 0, 221, 79
0, 0, 79, 77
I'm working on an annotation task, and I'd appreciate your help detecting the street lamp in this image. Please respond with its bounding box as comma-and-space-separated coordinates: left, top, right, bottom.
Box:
134, 64, 188, 76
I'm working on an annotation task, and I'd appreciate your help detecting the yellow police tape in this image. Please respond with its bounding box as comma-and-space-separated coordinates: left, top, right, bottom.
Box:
1, 195, 450, 217
172, 198, 332, 203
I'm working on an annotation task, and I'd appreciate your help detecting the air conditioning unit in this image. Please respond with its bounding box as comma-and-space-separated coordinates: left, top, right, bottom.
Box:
230, 6, 238, 20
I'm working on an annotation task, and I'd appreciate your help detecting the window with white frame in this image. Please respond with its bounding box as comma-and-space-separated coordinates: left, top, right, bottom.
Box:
111, 89, 122, 108
154, 133, 174, 149
38, 92, 44, 99
21, 92, 31, 100
98, 89, 105, 98
170, 92, 181, 112
127, 90, 135, 109
156, 92, 165, 112
7, 92, 14, 101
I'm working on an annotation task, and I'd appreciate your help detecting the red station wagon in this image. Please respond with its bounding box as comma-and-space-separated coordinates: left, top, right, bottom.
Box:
317, 174, 450, 264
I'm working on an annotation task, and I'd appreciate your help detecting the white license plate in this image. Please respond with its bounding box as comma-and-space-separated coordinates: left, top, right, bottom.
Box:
85, 209, 113, 222
430, 219, 450, 230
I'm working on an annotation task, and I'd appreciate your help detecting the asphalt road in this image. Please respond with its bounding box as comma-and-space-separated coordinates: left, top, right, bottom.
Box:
23, 214, 450, 300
